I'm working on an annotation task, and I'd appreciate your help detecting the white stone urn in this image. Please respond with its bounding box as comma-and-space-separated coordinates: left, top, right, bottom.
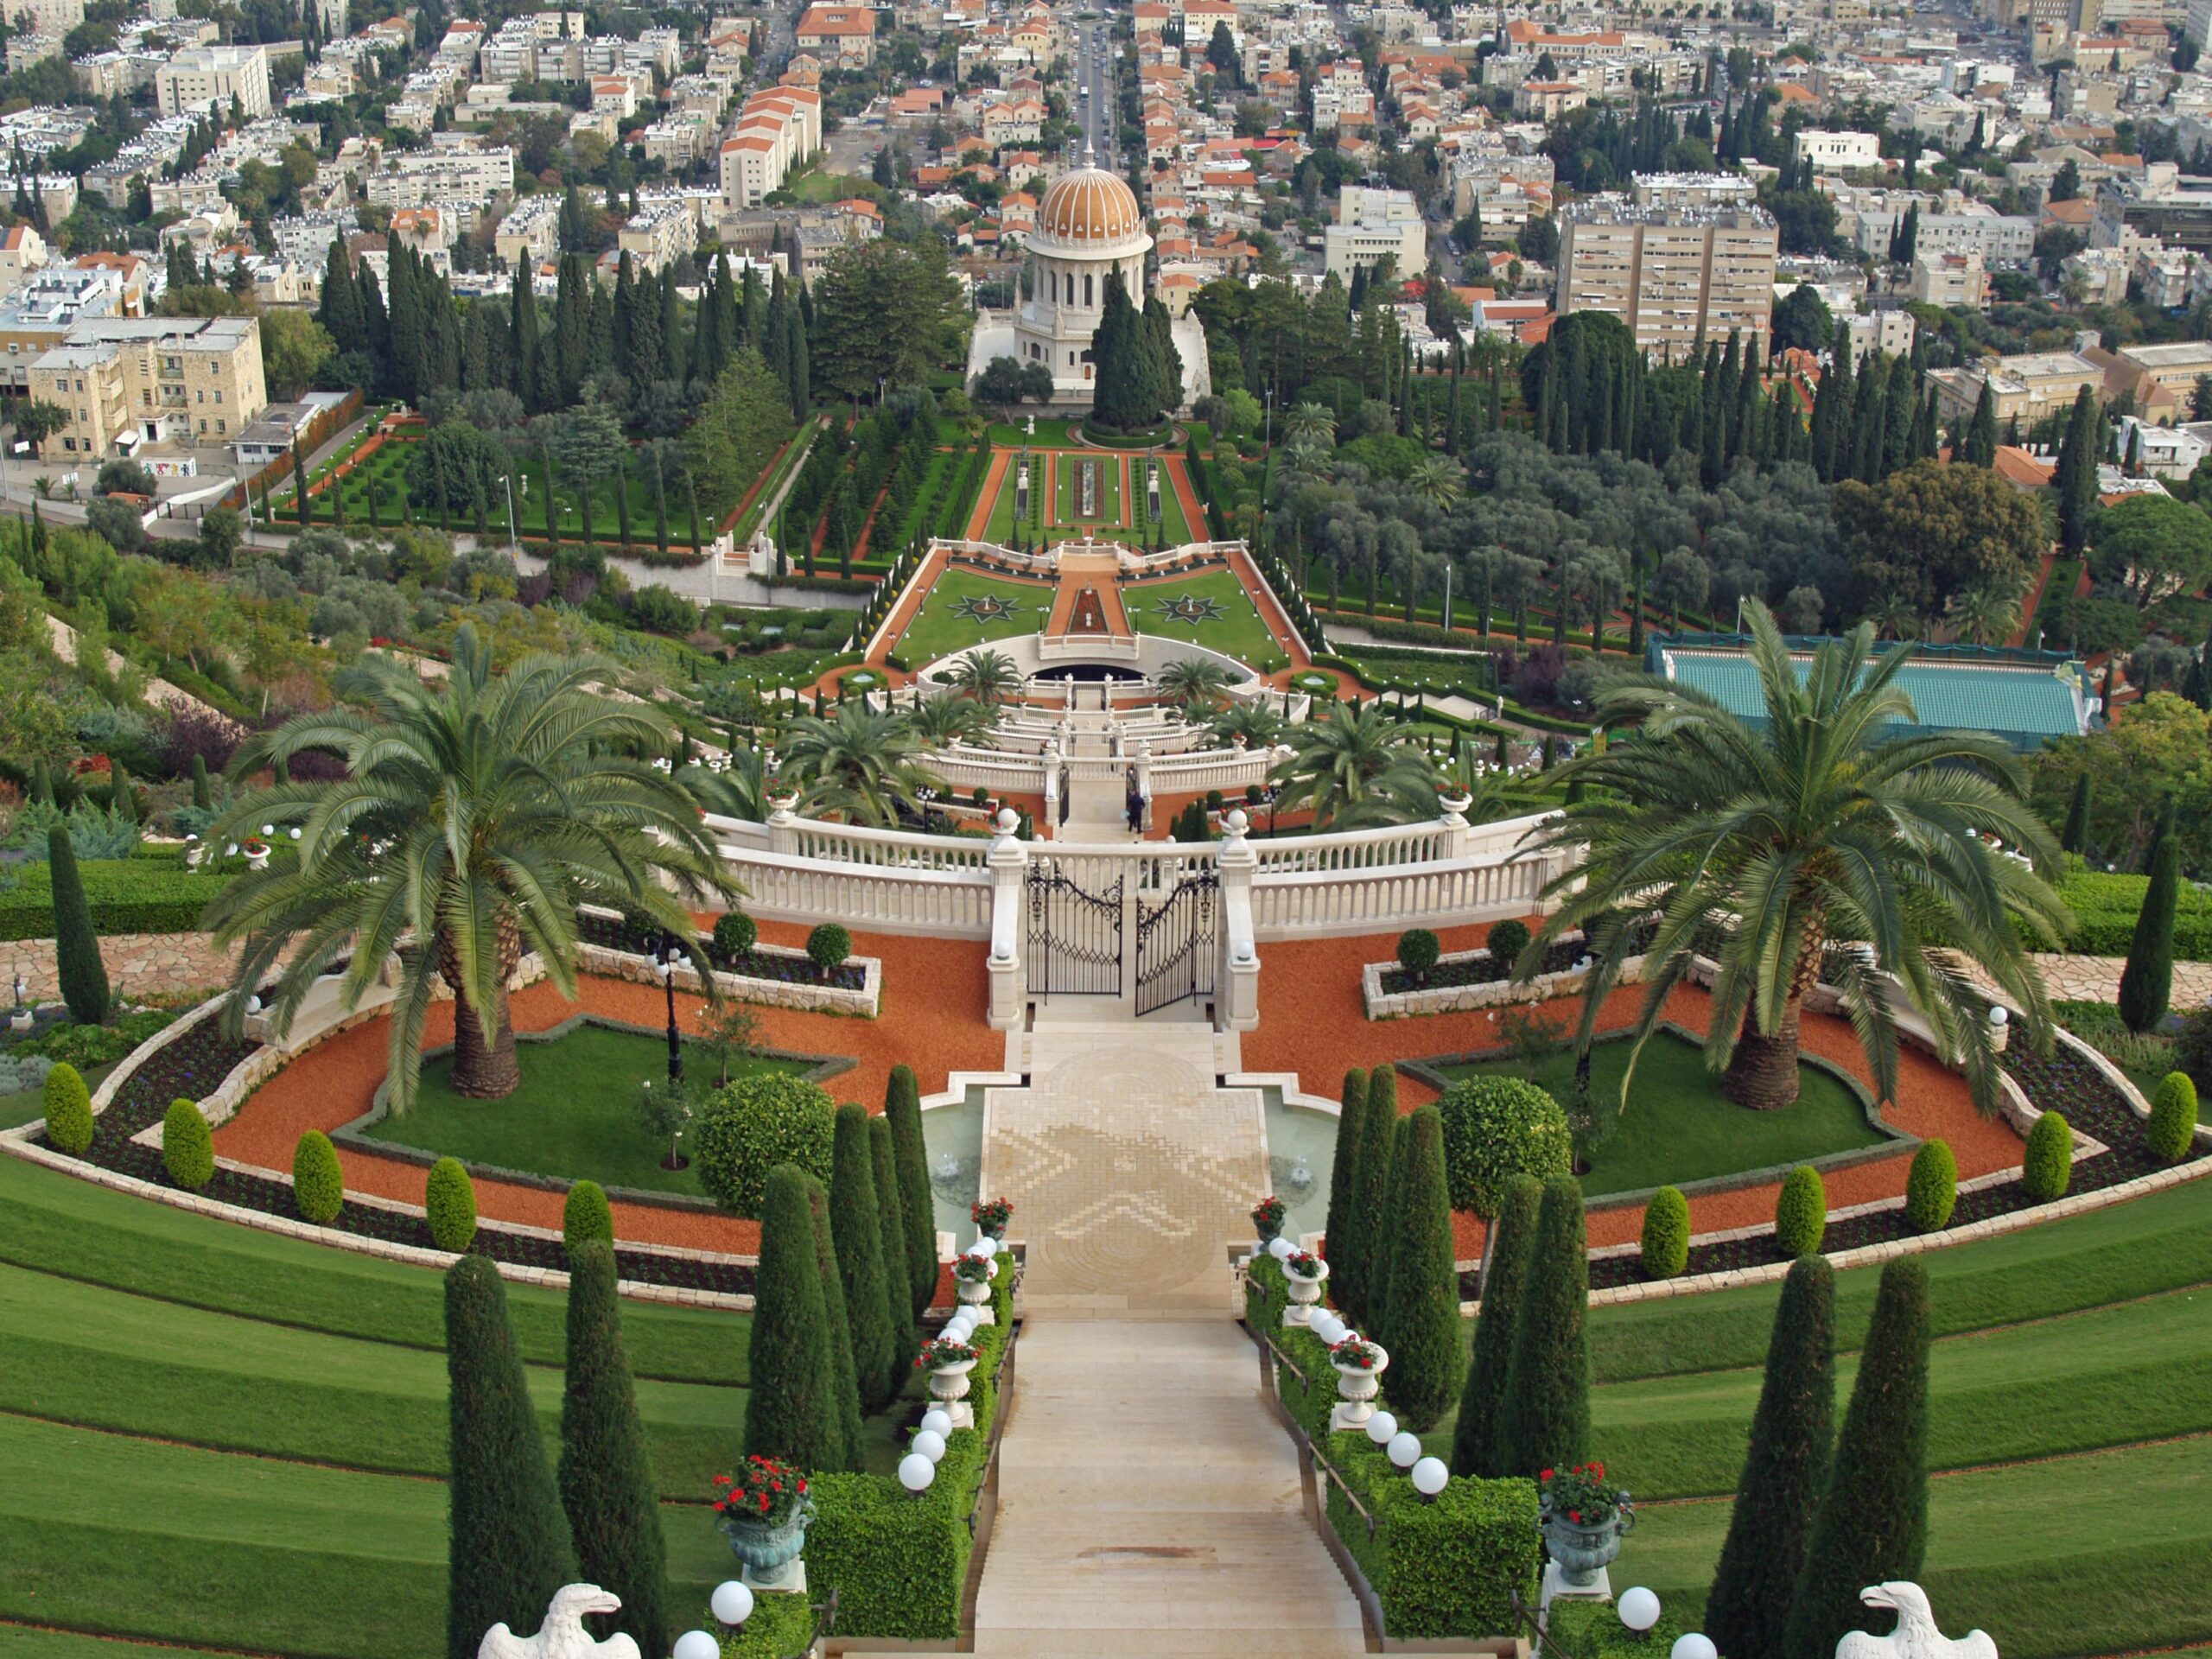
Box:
1329, 1341, 1389, 1433
955, 1268, 996, 1326
927, 1357, 979, 1431
244, 842, 270, 871
1281, 1255, 1330, 1326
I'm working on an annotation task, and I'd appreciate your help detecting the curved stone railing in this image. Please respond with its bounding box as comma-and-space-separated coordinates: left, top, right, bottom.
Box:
1252, 850, 1561, 939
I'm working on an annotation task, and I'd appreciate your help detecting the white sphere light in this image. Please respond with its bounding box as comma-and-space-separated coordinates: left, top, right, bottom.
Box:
919, 1408, 953, 1438
710, 1580, 755, 1626
672, 1631, 721, 1659
261, 824, 275, 837
1268, 1236, 1295, 1260
912, 1428, 947, 1464
1618, 1587, 1662, 1633
289, 827, 302, 841
1410, 1456, 1449, 1497
898, 1452, 936, 1492
1363, 1410, 1399, 1445
1387, 1432, 1421, 1470
1672, 1636, 1719, 1659
1310, 1313, 1345, 1344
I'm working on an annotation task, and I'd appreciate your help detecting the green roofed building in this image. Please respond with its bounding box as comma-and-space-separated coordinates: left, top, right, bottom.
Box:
1645, 634, 2094, 753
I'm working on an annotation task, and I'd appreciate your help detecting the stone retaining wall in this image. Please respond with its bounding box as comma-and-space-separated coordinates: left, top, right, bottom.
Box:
2, 932, 239, 1006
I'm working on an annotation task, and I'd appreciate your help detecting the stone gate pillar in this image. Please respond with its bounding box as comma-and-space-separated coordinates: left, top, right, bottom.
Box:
1216, 810, 1260, 1031
987, 809, 1028, 1030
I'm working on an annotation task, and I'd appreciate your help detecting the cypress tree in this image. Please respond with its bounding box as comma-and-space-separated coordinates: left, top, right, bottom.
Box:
2120, 818, 2178, 1033
1373, 1106, 1461, 1431
2061, 771, 2091, 855
2056, 385, 2100, 553
557, 1242, 668, 1658
1965, 381, 1998, 467
1706, 1256, 1837, 1659
1497, 1176, 1591, 1478
1450, 1174, 1541, 1478
512, 276, 541, 411
886, 1065, 937, 1316
1322, 1067, 1368, 1305
189, 753, 212, 809
806, 1173, 867, 1471
48, 827, 109, 1026
1367, 1109, 1412, 1350
445, 1255, 574, 1659
1341, 1064, 1399, 1326
659, 267, 683, 382
743, 1165, 844, 1472
1782, 1258, 1930, 1659
830, 1103, 898, 1411
870, 1115, 919, 1378
320, 236, 365, 353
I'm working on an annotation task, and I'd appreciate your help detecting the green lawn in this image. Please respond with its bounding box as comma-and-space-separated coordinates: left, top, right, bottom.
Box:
356, 1022, 819, 1198
1424, 1031, 1891, 1199
1124, 569, 1284, 671
0, 1631, 247, 1656
1054, 452, 1124, 524
978, 446, 1191, 548
895, 566, 1051, 664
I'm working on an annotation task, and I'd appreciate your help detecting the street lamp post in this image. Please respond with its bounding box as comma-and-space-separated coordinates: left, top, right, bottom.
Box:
657, 932, 684, 1087
503, 473, 519, 554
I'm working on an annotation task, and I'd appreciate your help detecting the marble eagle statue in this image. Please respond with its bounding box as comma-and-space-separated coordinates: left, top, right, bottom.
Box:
1837, 1582, 1999, 1659
478, 1584, 643, 1659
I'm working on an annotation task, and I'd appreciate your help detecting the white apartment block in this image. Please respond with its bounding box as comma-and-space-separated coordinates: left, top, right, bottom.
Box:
495, 193, 563, 268
717, 87, 822, 208
1916, 210, 2036, 264
641, 113, 715, 168
617, 199, 699, 272
365, 145, 516, 211
1794, 128, 1883, 170
1325, 191, 1427, 280
480, 22, 538, 85
156, 44, 270, 118
1555, 198, 1780, 359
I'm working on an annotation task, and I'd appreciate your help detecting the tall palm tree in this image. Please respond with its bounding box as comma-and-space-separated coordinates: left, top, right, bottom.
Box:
910, 692, 997, 747
774, 703, 944, 827
1944, 583, 2020, 647
1866, 592, 1921, 641
1158, 656, 1236, 711
681, 743, 770, 822
1520, 601, 2068, 1116
1408, 454, 1464, 508
1208, 698, 1286, 749
1283, 401, 1337, 448
1268, 701, 1441, 830
204, 627, 734, 1108
948, 647, 1020, 705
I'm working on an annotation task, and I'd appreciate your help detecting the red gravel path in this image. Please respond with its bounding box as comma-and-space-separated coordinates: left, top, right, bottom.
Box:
208, 921, 1004, 1255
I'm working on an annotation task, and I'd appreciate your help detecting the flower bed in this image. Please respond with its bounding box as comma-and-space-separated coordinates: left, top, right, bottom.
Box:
576, 908, 878, 1017
1366, 938, 1589, 1017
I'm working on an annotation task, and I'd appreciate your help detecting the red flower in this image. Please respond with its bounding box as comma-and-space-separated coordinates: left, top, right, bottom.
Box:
1568, 1510, 1582, 1523
1540, 1468, 1554, 1481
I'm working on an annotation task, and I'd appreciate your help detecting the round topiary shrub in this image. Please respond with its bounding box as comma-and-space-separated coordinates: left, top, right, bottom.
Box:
426, 1156, 478, 1252
41, 1061, 92, 1155
1774, 1165, 1826, 1259
712, 910, 758, 961
564, 1179, 614, 1255
807, 923, 852, 973
1397, 927, 1441, 983
1905, 1139, 1957, 1233
2023, 1110, 2072, 1203
1641, 1185, 1690, 1279
1434, 1075, 1573, 1217
2146, 1071, 2200, 1164
1485, 918, 1532, 970
293, 1129, 343, 1224
692, 1071, 837, 1217
162, 1098, 213, 1192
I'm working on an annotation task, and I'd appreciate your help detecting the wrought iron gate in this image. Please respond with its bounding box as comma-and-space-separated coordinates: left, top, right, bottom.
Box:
1025, 865, 1123, 997
1135, 870, 1218, 1016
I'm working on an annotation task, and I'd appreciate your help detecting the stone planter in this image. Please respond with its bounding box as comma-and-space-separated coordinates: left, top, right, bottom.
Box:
929, 1357, 979, 1430
1281, 1260, 1329, 1326
721, 1496, 817, 1592
1542, 1504, 1633, 1590
245, 846, 270, 871
956, 1274, 996, 1326
1329, 1344, 1389, 1432
7, 1010, 29, 1033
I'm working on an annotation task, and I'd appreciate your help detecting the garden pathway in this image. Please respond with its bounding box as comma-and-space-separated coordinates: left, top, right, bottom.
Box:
1936, 950, 2212, 1009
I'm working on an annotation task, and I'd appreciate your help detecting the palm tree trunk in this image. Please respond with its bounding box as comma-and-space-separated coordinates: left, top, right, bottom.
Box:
437, 916, 523, 1098
1723, 998, 1804, 1109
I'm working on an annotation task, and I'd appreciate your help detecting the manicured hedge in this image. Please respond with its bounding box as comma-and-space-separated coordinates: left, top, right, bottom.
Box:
803, 1265, 1015, 1639
0, 854, 234, 940
2039, 859, 2212, 960
426, 1156, 478, 1252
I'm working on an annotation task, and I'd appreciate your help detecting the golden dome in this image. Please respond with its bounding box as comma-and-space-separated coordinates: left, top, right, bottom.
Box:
1036, 165, 1145, 245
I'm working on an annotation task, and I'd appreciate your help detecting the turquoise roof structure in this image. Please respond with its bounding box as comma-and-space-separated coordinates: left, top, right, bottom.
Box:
1645, 635, 2092, 753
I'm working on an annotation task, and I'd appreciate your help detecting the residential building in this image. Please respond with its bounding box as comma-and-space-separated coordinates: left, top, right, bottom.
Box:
616, 198, 697, 272
1323, 187, 1427, 281
0, 224, 45, 303
364, 145, 516, 212
156, 44, 270, 118
2093, 167, 2212, 253
1928, 348, 2107, 426
793, 5, 874, 65
28, 315, 265, 454
1794, 128, 1883, 168
717, 87, 821, 208
1554, 196, 1780, 359
1910, 250, 1990, 307
1916, 209, 2036, 264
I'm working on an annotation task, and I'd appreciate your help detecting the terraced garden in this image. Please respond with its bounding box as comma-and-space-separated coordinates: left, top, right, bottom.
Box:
894, 567, 1053, 663
1123, 569, 1282, 667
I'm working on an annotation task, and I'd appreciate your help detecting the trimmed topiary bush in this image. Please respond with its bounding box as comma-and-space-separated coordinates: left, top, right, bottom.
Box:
2146, 1071, 2200, 1164
692, 1071, 837, 1218
1373, 1107, 1462, 1431
1706, 1255, 1836, 1659
563, 1179, 613, 1255
1484, 918, 1531, 969
41, 1061, 92, 1155
1774, 1165, 1827, 1259
1451, 1174, 1541, 1480
2023, 1109, 2072, 1202
162, 1098, 213, 1191
1780, 1257, 1929, 1659
1368, 1110, 1413, 1347
427, 1156, 478, 1252
1435, 1075, 1573, 1217
1497, 1176, 1590, 1479
293, 1128, 343, 1224
807, 922, 853, 971
1905, 1139, 1957, 1233
1640, 1185, 1689, 1280
49, 827, 110, 1027
712, 909, 759, 959
1396, 927, 1441, 982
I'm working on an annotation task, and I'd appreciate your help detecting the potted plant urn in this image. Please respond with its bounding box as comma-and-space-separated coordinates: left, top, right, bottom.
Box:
1281, 1249, 1330, 1326
712, 1456, 817, 1592
1251, 1194, 1286, 1252
1539, 1463, 1635, 1592
1328, 1336, 1389, 1431
953, 1254, 996, 1325
918, 1335, 981, 1431
242, 836, 270, 871
971, 1195, 1013, 1241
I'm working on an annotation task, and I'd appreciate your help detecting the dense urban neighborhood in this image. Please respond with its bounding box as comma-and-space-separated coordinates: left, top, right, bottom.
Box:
0, 0, 2210, 1652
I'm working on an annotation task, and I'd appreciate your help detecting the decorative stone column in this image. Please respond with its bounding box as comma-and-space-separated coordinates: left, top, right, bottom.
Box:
1440, 794, 1473, 861
766, 796, 800, 858
1217, 810, 1261, 1031
986, 808, 1028, 1030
